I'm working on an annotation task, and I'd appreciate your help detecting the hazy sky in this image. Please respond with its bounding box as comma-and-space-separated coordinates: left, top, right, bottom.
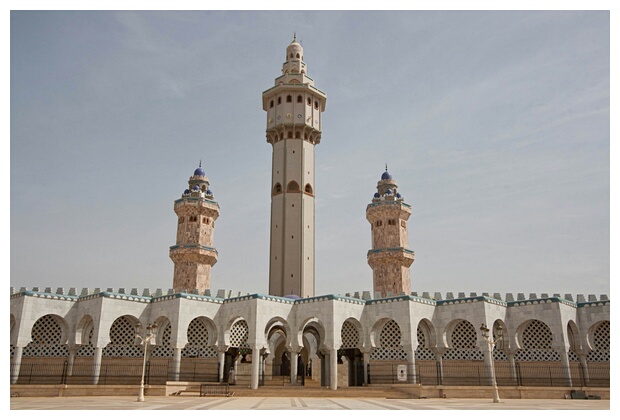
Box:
9, 9, 611, 298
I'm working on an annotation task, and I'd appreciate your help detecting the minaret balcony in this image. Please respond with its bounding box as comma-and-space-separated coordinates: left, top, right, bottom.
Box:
174, 197, 220, 209
169, 244, 218, 265
367, 247, 415, 267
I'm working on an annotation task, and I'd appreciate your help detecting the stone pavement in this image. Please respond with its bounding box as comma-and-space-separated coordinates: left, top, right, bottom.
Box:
9, 396, 610, 410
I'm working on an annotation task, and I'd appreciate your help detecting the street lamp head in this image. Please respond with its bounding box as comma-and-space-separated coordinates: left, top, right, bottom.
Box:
480, 324, 490, 338
150, 322, 159, 336
496, 324, 504, 338
135, 322, 142, 336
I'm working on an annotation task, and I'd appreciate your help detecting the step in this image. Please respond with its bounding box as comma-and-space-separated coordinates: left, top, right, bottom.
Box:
226, 385, 388, 398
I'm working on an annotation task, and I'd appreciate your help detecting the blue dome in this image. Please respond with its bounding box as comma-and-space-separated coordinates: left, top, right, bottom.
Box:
206, 189, 213, 195
192, 185, 200, 191
194, 167, 206, 176
396, 193, 402, 198
184, 189, 190, 195
284, 294, 302, 300
374, 192, 380, 198
386, 189, 393, 195
381, 171, 392, 180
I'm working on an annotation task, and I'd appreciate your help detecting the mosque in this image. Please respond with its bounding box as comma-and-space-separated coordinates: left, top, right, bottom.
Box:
9, 36, 610, 397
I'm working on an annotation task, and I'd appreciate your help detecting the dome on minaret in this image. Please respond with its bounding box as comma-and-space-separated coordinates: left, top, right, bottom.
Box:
381, 171, 393, 180
194, 167, 206, 177
286, 33, 303, 60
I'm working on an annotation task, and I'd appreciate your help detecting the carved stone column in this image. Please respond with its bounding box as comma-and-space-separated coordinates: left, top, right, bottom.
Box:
217, 346, 227, 383
251, 346, 261, 390
92, 347, 103, 385
329, 348, 338, 390
171, 347, 182, 382
10, 346, 23, 385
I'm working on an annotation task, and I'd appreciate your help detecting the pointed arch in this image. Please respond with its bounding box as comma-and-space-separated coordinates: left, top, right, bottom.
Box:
415, 319, 436, 360
22, 314, 70, 358
340, 318, 362, 349
286, 180, 300, 192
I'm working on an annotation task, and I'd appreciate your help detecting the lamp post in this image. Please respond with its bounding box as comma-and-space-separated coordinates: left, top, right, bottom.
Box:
135, 322, 158, 402
480, 323, 503, 403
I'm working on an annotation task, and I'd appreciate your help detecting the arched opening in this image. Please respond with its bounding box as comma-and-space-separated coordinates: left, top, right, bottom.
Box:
287, 181, 300, 192
224, 319, 251, 385
369, 319, 409, 384
340, 319, 363, 386
180, 317, 218, 382
273, 182, 282, 195
304, 183, 313, 195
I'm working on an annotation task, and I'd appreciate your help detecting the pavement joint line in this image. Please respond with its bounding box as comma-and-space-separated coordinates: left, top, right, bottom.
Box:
325, 398, 351, 410
250, 397, 267, 409
181, 397, 238, 410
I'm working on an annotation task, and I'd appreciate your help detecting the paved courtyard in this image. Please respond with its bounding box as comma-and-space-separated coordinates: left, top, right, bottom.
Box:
9, 396, 610, 410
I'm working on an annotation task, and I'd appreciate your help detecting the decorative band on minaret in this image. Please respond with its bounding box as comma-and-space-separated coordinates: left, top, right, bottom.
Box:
366, 169, 415, 298
263, 36, 327, 297
170, 164, 219, 293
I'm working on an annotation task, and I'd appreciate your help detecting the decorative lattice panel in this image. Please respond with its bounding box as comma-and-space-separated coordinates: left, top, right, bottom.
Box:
182, 318, 217, 358
515, 320, 560, 361
415, 325, 435, 360
76, 322, 95, 357
371, 320, 407, 360
493, 349, 508, 361
22, 315, 69, 357
568, 350, 580, 362
443, 320, 483, 360
151, 323, 174, 358
340, 321, 360, 349
587, 321, 610, 362
230, 319, 250, 349
103, 317, 143, 357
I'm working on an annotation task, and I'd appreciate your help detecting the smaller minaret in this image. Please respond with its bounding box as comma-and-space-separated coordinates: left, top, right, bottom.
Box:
366, 168, 415, 298
170, 164, 219, 293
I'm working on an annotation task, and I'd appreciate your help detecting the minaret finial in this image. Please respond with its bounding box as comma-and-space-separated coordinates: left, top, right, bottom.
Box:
199, 159, 202, 168
385, 163, 388, 172
293, 32, 296, 41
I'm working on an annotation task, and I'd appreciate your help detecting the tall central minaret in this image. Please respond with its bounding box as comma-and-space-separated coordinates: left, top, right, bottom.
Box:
263, 35, 326, 297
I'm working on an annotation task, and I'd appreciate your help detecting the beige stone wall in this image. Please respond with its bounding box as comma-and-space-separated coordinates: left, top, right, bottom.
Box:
171, 198, 219, 293
367, 202, 414, 297
172, 261, 212, 293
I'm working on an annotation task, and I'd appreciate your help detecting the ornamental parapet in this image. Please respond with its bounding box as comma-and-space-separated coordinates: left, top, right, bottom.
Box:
9, 287, 610, 308
367, 247, 414, 255
170, 244, 218, 254
174, 197, 219, 208
367, 201, 411, 209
